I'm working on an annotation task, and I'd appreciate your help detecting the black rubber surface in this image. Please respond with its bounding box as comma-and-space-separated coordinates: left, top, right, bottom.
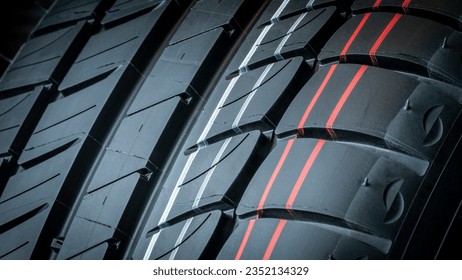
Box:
0, 0, 461, 260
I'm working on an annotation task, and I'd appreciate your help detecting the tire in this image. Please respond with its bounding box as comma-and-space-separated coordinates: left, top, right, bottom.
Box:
0, 0, 461, 260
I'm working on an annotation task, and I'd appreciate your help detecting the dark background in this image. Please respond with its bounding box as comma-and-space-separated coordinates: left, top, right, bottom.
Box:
0, 0, 53, 76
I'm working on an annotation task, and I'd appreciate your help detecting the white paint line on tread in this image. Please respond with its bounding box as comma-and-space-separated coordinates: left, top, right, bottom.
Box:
192, 138, 232, 208
306, 0, 315, 10
168, 137, 231, 259
169, 217, 193, 260
233, 12, 307, 130
143, 149, 197, 260
274, 12, 308, 61
232, 64, 273, 129
143, 0, 291, 260
239, 0, 291, 73
170, 61, 276, 259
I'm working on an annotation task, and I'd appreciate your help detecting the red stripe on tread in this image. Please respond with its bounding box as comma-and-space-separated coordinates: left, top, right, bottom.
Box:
235, 219, 256, 260
402, 0, 411, 13
264, 66, 368, 257
297, 64, 337, 136
340, 13, 371, 62
373, 0, 382, 10
285, 139, 326, 210
263, 219, 287, 260
369, 13, 402, 66
235, 63, 338, 259
258, 139, 295, 213
326, 65, 368, 138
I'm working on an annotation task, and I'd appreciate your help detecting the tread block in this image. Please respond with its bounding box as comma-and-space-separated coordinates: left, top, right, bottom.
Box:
236, 138, 420, 236
318, 13, 462, 86
87, 97, 184, 193
218, 218, 387, 259
0, 86, 46, 157
138, 211, 223, 260
0, 242, 33, 260
250, 0, 341, 30
128, 28, 228, 114
59, 11, 167, 93
177, 0, 335, 154
0, 144, 86, 259
0, 22, 88, 92
130, 0, 347, 260
57, 174, 140, 259
101, 0, 177, 28
276, 64, 462, 161
36, 0, 107, 33
131, 133, 267, 260
170, 132, 265, 220
143, 132, 265, 229
186, 57, 308, 151
241, 7, 338, 73
352, 0, 462, 30
170, 0, 264, 44
128, 0, 265, 114
59, 0, 269, 261
18, 75, 120, 166
22, 7, 182, 165
197, 0, 297, 79
0, 6, 180, 258
0, 207, 49, 259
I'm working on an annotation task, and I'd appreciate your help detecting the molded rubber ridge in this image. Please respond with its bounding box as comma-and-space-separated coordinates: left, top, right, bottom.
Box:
0, 0, 461, 260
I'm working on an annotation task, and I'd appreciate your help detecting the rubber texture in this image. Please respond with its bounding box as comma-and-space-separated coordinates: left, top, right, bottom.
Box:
0, 0, 461, 260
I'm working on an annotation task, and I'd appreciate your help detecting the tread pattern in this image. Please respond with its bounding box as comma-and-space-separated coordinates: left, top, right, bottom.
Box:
0, 22, 90, 92
1, 0, 461, 260
54, 0, 268, 259
352, 0, 462, 30
318, 12, 462, 86
136, 0, 349, 260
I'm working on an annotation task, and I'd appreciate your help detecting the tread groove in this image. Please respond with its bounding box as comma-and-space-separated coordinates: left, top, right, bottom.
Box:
0, 174, 60, 204
0, 242, 29, 259
22, 138, 80, 169
16, 28, 74, 63
33, 105, 96, 135
180, 134, 249, 187
0, 94, 31, 118
154, 213, 211, 260
75, 36, 139, 64
0, 204, 49, 235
